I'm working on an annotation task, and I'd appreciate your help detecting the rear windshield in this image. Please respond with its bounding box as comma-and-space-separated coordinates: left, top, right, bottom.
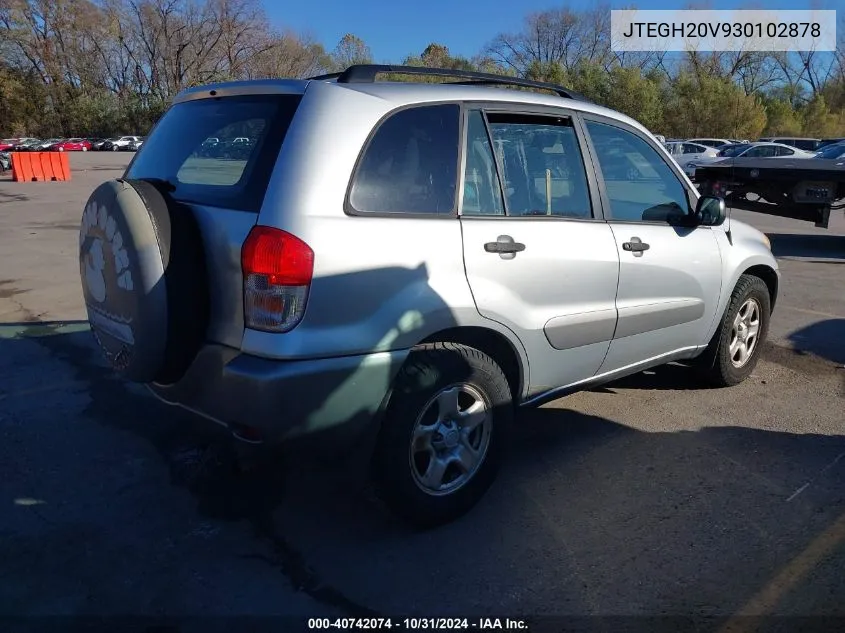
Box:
125, 94, 302, 213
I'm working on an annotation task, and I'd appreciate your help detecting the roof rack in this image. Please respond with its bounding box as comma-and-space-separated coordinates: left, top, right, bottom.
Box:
307, 64, 586, 100
307, 71, 343, 81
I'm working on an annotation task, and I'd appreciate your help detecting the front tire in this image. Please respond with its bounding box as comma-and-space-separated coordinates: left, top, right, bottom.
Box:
699, 274, 771, 387
372, 342, 512, 528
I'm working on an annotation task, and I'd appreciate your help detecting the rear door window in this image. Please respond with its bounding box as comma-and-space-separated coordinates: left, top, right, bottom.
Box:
125, 94, 302, 213
348, 104, 460, 215
482, 111, 593, 219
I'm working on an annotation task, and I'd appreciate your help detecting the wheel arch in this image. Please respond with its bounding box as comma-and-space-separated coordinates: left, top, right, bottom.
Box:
741, 263, 779, 312
707, 252, 780, 344
418, 326, 527, 402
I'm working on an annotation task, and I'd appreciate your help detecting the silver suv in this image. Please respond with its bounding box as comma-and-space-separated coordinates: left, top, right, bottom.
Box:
77, 65, 780, 527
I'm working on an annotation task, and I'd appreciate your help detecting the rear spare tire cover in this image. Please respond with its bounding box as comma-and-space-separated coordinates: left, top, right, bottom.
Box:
78, 178, 208, 384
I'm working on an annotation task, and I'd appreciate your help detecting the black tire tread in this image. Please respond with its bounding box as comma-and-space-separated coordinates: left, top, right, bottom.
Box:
372, 342, 512, 529
700, 273, 771, 387
124, 179, 209, 385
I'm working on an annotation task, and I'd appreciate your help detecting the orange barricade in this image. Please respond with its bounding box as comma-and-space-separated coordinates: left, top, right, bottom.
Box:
10, 152, 71, 182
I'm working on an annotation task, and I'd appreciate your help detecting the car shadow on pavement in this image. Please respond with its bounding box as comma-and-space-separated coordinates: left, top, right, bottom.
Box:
787, 319, 845, 366
767, 233, 845, 261
591, 362, 707, 393
2, 320, 845, 621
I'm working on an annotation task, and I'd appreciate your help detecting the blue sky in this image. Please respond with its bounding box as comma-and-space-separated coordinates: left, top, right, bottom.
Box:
264, 0, 837, 62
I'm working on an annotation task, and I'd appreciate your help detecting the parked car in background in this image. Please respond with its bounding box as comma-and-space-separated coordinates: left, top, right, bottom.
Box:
725, 142, 815, 159
812, 142, 845, 160
686, 137, 732, 148
214, 136, 253, 158
757, 137, 821, 152
684, 142, 815, 180
9, 138, 41, 151
197, 137, 221, 156
126, 137, 145, 151
663, 141, 720, 169
108, 136, 142, 151
87, 138, 107, 150
0, 151, 10, 172
52, 138, 92, 152
0, 139, 19, 151
35, 138, 63, 150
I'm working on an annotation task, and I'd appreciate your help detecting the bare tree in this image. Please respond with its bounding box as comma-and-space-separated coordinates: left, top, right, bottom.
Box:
329, 33, 372, 71
485, 8, 584, 74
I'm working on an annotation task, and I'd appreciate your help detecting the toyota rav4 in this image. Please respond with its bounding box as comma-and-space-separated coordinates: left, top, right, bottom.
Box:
77, 65, 780, 527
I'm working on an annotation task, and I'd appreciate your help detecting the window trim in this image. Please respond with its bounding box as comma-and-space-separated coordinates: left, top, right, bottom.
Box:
343, 101, 465, 219
457, 108, 507, 217
579, 113, 698, 227
457, 102, 606, 223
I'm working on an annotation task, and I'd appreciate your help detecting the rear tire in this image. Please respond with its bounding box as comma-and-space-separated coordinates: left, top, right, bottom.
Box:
697, 274, 771, 387
372, 342, 512, 528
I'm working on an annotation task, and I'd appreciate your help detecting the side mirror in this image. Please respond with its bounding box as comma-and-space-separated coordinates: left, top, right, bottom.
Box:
695, 195, 727, 226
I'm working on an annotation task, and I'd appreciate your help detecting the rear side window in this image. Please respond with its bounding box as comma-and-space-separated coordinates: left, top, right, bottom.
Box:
348, 104, 460, 215
125, 94, 302, 212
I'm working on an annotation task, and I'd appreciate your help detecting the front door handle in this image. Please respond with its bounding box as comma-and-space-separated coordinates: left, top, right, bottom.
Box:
484, 235, 525, 259
622, 237, 650, 257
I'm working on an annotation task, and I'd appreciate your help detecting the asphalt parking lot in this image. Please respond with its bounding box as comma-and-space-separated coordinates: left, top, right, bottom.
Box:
1, 152, 844, 628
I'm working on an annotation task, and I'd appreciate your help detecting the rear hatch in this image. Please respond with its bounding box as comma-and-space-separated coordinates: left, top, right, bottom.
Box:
123, 84, 305, 349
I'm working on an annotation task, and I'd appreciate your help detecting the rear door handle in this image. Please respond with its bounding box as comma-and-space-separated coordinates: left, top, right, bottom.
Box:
484, 235, 525, 259
622, 237, 650, 257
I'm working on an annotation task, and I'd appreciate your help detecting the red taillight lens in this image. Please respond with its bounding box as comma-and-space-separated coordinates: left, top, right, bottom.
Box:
241, 226, 314, 333
241, 226, 314, 286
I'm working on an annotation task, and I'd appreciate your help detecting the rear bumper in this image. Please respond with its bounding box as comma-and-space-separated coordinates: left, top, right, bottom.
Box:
147, 344, 409, 450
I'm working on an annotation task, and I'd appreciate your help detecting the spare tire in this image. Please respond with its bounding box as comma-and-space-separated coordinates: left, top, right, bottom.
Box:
78, 178, 209, 385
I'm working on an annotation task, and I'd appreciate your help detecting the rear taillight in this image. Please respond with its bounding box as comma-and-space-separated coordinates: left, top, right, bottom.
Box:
241, 226, 314, 333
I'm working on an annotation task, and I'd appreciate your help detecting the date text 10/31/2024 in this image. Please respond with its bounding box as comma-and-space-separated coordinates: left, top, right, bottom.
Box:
307, 618, 529, 630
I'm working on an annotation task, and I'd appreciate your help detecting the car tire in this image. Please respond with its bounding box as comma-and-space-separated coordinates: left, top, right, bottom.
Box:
112, 145, 118, 151
372, 342, 512, 528
697, 274, 771, 387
